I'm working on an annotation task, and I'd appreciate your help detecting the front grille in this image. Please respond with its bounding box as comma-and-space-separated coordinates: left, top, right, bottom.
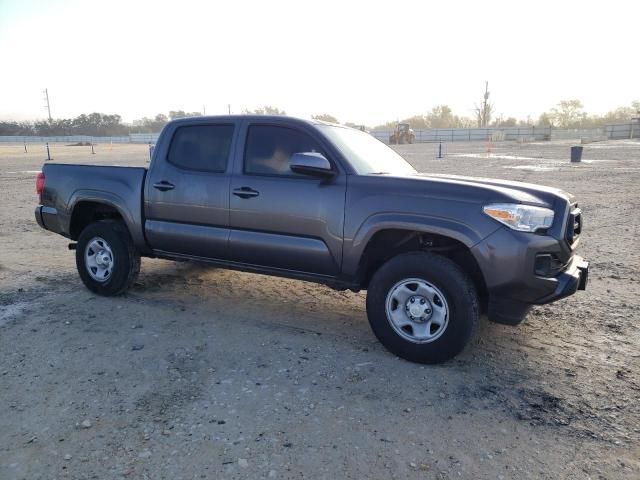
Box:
566, 205, 582, 247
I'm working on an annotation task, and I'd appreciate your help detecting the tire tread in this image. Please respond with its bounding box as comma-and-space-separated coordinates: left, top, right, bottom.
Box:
366, 251, 479, 364
76, 220, 140, 296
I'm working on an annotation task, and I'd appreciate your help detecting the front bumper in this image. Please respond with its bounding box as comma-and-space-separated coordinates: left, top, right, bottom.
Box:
535, 255, 588, 304
471, 227, 588, 325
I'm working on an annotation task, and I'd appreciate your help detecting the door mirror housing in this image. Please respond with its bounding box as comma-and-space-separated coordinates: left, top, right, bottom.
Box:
289, 152, 334, 177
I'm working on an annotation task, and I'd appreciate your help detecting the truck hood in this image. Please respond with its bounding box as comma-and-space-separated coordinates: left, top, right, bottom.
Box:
419, 173, 575, 206
358, 172, 575, 214
347, 172, 577, 248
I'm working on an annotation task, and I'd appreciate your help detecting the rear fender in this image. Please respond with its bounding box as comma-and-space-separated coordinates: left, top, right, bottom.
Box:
67, 190, 149, 253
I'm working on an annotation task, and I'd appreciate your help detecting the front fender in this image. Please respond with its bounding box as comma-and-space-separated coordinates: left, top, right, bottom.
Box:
342, 212, 496, 277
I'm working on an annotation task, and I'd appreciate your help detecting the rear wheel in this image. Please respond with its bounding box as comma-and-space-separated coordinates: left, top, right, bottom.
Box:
76, 220, 140, 296
366, 252, 479, 364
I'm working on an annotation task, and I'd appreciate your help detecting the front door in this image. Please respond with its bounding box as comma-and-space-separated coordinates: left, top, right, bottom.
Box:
145, 122, 236, 259
229, 123, 346, 276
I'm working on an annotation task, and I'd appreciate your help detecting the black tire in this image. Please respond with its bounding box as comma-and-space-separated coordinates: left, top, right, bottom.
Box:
75, 220, 140, 296
366, 252, 479, 364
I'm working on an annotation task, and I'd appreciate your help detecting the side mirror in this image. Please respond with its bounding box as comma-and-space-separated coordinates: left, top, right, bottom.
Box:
289, 152, 334, 177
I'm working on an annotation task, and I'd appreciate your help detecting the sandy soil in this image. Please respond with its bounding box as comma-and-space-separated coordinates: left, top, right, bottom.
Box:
0, 140, 638, 479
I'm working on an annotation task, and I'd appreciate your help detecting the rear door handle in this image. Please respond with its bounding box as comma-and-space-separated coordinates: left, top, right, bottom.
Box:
153, 181, 175, 191
232, 187, 259, 199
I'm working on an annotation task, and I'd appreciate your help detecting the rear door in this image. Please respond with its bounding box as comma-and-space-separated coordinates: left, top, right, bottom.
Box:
144, 121, 236, 259
228, 121, 346, 276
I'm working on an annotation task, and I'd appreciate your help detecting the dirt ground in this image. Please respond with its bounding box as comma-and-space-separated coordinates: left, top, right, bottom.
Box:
1, 139, 638, 479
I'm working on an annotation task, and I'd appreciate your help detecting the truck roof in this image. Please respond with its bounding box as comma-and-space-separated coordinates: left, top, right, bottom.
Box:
167, 115, 342, 128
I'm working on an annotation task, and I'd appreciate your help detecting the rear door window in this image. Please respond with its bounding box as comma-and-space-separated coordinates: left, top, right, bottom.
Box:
167, 125, 234, 172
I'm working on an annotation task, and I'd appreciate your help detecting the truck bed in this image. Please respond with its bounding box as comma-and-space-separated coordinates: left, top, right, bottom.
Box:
37, 163, 148, 250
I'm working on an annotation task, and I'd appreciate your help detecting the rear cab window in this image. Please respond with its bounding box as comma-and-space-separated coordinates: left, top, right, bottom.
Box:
167, 124, 234, 172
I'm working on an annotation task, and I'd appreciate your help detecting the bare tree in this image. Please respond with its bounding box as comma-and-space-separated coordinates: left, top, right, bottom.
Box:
474, 81, 493, 127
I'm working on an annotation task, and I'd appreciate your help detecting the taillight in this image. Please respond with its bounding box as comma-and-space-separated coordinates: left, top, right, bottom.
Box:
36, 172, 45, 202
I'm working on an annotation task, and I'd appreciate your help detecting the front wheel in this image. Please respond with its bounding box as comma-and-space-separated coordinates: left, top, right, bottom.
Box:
366, 252, 479, 364
76, 220, 140, 296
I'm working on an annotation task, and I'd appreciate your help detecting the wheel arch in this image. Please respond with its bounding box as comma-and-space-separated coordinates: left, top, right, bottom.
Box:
351, 223, 488, 311
69, 200, 125, 239
67, 190, 149, 253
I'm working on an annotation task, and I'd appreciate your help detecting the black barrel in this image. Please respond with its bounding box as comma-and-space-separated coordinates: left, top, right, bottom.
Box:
570, 146, 583, 162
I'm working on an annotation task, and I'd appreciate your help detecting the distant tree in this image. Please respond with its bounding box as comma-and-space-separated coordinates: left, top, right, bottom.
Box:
151, 114, 169, 130
427, 105, 455, 128
130, 114, 170, 133
0, 121, 35, 135
4, 99, 637, 137
169, 110, 201, 120
535, 101, 640, 128
312, 114, 339, 123
491, 116, 518, 127
26, 112, 127, 136
601, 106, 637, 124
242, 106, 286, 115
550, 100, 585, 128
372, 107, 473, 130
537, 112, 554, 127
458, 116, 476, 128
371, 120, 398, 131
426, 105, 471, 128
401, 115, 429, 129
371, 115, 428, 131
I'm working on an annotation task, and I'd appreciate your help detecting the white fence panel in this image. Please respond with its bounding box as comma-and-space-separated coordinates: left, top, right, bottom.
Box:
0, 134, 158, 144
1, 125, 637, 145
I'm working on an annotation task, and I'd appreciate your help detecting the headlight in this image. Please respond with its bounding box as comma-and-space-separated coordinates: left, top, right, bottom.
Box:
483, 203, 554, 232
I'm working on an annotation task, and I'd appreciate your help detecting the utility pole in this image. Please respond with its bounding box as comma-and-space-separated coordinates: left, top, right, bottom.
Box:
202, 104, 206, 115
474, 81, 493, 128
43, 88, 52, 122
228, 104, 231, 115
481, 81, 490, 127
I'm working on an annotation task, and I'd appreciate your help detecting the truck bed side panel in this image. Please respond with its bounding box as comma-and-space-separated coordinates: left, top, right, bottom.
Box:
40, 164, 148, 251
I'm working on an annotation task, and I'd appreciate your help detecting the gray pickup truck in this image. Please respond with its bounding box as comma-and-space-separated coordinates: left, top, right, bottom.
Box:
35, 115, 588, 363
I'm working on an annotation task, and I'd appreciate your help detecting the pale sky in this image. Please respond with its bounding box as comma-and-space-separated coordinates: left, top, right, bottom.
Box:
0, 0, 638, 125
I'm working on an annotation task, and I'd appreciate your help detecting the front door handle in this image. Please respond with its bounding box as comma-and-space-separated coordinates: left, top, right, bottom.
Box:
232, 187, 259, 199
153, 181, 175, 191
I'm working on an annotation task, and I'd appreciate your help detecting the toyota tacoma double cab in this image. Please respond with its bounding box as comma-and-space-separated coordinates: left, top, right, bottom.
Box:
34, 115, 588, 363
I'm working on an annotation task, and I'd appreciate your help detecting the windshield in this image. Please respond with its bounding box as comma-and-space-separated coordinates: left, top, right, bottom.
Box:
318, 125, 417, 175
